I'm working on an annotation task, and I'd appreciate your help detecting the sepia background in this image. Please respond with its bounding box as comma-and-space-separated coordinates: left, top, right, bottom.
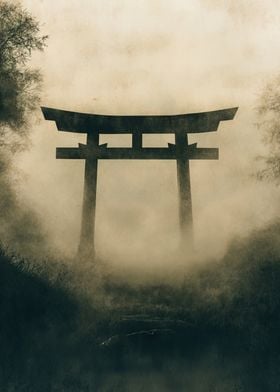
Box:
2, 1, 280, 390
15, 0, 280, 270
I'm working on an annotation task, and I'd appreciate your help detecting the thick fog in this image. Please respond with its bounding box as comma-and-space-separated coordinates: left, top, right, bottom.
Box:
14, 0, 280, 270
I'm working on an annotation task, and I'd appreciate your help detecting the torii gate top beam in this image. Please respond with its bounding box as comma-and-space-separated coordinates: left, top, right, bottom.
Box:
41, 106, 238, 134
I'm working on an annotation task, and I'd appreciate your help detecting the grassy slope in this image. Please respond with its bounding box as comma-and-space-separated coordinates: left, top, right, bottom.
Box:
0, 222, 280, 391
0, 250, 80, 391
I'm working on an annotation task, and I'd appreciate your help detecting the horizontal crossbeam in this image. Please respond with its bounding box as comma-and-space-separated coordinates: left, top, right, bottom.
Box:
56, 146, 219, 160
42, 106, 238, 135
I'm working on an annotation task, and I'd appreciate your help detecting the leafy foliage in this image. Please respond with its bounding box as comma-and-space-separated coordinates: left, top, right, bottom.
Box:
257, 75, 280, 183
0, 2, 49, 256
0, 1, 47, 150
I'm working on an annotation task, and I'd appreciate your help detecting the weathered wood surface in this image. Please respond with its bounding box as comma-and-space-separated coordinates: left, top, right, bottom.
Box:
56, 146, 219, 160
41, 105, 238, 258
41, 106, 238, 134
78, 133, 99, 259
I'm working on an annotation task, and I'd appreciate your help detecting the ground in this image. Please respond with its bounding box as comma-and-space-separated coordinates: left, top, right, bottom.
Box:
0, 221, 280, 391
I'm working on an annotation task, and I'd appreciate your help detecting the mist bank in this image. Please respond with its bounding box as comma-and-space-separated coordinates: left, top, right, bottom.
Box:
15, 0, 280, 265
0, 212, 280, 390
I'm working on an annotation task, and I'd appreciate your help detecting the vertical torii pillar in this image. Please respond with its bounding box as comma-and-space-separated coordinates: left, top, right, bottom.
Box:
78, 132, 99, 258
175, 131, 193, 249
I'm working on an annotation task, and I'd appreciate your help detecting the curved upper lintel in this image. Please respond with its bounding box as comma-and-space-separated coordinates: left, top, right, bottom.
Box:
41, 106, 238, 134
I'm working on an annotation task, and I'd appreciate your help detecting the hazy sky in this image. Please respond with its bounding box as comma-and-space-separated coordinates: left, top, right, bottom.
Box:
15, 0, 280, 268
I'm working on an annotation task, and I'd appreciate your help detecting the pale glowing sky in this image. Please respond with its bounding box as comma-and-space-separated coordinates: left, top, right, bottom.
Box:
15, 0, 280, 267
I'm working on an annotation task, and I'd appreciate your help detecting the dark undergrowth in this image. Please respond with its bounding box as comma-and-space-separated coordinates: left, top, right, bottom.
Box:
1, 221, 280, 391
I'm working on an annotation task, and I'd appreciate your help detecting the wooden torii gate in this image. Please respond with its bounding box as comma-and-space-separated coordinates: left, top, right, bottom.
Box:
41, 106, 238, 258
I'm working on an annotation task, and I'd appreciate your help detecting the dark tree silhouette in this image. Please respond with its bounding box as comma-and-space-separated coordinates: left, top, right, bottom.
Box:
0, 1, 47, 150
0, 1, 48, 256
257, 75, 280, 183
